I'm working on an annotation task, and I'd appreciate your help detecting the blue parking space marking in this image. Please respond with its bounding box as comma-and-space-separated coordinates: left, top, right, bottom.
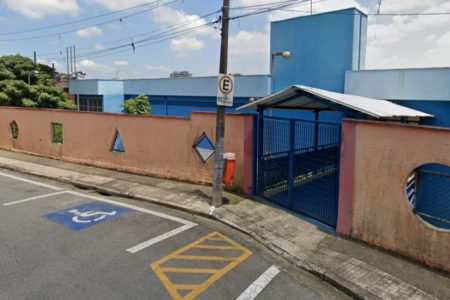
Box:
43, 201, 131, 231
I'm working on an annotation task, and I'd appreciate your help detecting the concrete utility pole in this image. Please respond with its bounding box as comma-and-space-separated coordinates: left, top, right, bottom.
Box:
212, 0, 230, 208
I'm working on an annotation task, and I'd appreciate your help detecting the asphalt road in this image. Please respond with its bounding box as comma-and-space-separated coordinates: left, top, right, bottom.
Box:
0, 169, 349, 300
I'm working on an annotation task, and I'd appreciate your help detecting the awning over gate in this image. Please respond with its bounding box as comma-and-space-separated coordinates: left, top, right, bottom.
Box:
237, 85, 433, 120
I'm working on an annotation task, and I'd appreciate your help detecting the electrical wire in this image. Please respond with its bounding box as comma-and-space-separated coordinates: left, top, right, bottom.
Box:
0, 0, 181, 42
0, 0, 175, 37
39, 9, 221, 59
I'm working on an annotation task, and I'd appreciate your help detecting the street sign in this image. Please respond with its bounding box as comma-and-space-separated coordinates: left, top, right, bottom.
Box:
217, 74, 234, 107
43, 201, 130, 231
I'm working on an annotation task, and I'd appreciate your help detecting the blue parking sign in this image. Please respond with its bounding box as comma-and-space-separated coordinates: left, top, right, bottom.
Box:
44, 201, 130, 231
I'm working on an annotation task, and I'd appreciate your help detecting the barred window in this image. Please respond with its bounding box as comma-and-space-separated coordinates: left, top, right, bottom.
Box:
407, 163, 450, 230
74, 95, 103, 112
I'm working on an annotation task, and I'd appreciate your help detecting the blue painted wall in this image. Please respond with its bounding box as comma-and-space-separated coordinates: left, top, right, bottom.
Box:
346, 68, 450, 127
271, 8, 367, 93
98, 81, 125, 113
124, 94, 251, 118
391, 100, 450, 127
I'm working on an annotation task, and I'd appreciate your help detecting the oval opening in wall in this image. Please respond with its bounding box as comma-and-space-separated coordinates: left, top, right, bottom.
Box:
406, 163, 450, 231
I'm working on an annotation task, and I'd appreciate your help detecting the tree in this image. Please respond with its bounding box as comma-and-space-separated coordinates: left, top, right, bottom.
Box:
0, 55, 76, 110
122, 94, 151, 115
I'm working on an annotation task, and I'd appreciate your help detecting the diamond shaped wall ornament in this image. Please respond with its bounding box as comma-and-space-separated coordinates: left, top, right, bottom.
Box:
194, 133, 215, 163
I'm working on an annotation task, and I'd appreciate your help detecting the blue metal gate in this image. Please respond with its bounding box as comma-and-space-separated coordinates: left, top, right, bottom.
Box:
255, 116, 341, 228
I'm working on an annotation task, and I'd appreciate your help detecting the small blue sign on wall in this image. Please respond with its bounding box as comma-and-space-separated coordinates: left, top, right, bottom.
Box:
43, 201, 130, 231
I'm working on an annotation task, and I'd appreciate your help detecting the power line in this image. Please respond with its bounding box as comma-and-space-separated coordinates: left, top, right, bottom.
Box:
43, 0, 312, 63
277, 8, 450, 16
47, 18, 220, 63
0, 0, 173, 37
0, 0, 181, 42
39, 9, 221, 59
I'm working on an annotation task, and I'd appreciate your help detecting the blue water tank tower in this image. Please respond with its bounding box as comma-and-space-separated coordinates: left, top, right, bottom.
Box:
271, 8, 367, 93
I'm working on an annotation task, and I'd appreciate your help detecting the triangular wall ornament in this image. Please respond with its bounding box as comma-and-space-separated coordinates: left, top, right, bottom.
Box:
112, 130, 125, 153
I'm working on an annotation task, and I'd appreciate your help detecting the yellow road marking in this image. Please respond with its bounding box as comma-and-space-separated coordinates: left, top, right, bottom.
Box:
159, 267, 220, 274
150, 231, 253, 300
174, 255, 237, 261
193, 245, 239, 250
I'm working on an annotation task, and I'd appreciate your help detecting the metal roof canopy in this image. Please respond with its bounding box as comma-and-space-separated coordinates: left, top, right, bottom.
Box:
237, 85, 433, 120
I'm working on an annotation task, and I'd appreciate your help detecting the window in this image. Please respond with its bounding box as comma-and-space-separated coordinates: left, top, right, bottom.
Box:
10, 121, 18, 139
52, 123, 63, 144
74, 95, 103, 112
407, 163, 450, 230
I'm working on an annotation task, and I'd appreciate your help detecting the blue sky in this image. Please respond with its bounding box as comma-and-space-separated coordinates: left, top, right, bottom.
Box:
0, 0, 449, 79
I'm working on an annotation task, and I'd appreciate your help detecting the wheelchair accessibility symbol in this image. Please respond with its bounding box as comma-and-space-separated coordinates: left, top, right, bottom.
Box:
44, 201, 130, 231
69, 209, 117, 224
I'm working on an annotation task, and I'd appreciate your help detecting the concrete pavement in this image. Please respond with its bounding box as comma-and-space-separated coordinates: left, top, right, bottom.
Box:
0, 150, 449, 299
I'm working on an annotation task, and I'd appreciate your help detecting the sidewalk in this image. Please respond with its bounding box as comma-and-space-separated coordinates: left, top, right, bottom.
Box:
0, 150, 448, 300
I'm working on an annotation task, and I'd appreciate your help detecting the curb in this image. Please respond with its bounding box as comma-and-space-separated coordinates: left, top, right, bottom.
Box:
0, 162, 373, 299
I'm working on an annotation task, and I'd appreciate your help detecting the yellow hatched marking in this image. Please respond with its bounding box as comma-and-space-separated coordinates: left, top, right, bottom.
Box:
150, 231, 253, 300
193, 245, 239, 250
159, 267, 220, 274
174, 255, 237, 261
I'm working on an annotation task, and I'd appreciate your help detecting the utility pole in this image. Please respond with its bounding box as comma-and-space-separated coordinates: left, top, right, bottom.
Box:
66, 47, 70, 77
33, 51, 37, 65
69, 46, 73, 74
74, 45, 80, 111
212, 0, 230, 209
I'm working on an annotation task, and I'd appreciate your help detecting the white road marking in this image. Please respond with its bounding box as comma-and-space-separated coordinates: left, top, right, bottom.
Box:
126, 224, 195, 254
236, 265, 280, 300
0, 171, 63, 191
65, 191, 197, 252
3, 191, 67, 206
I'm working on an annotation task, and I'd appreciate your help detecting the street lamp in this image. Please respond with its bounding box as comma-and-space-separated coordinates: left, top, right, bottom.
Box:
267, 51, 292, 155
270, 51, 292, 93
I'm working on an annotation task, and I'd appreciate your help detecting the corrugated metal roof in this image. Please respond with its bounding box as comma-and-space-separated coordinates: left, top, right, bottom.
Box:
237, 85, 434, 119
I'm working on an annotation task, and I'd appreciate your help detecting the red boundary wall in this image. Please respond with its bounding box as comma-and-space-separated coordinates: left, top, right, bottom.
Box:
337, 119, 450, 273
0, 107, 254, 194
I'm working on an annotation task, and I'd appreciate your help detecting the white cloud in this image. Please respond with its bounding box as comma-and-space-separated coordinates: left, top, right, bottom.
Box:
3, 0, 79, 19
90, 0, 154, 11
151, 6, 219, 39
229, 31, 270, 74
366, 0, 450, 68
94, 43, 105, 51
235, 0, 368, 22
170, 37, 205, 57
144, 65, 170, 71
78, 59, 114, 78
230, 31, 269, 57
113, 60, 129, 67
76, 26, 103, 38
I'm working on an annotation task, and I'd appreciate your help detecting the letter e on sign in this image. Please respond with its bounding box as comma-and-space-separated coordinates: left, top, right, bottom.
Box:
217, 74, 235, 107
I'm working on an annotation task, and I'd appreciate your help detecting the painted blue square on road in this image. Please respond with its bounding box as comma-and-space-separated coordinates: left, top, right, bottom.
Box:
43, 201, 130, 231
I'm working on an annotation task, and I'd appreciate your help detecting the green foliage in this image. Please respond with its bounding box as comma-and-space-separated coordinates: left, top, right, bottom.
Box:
22, 98, 38, 108
121, 94, 151, 115
0, 54, 74, 110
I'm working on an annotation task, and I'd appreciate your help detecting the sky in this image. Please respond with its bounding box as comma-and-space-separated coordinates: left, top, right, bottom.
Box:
0, 0, 449, 79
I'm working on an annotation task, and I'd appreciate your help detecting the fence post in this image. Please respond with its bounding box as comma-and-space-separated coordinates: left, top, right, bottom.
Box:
288, 119, 295, 208
251, 114, 258, 195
